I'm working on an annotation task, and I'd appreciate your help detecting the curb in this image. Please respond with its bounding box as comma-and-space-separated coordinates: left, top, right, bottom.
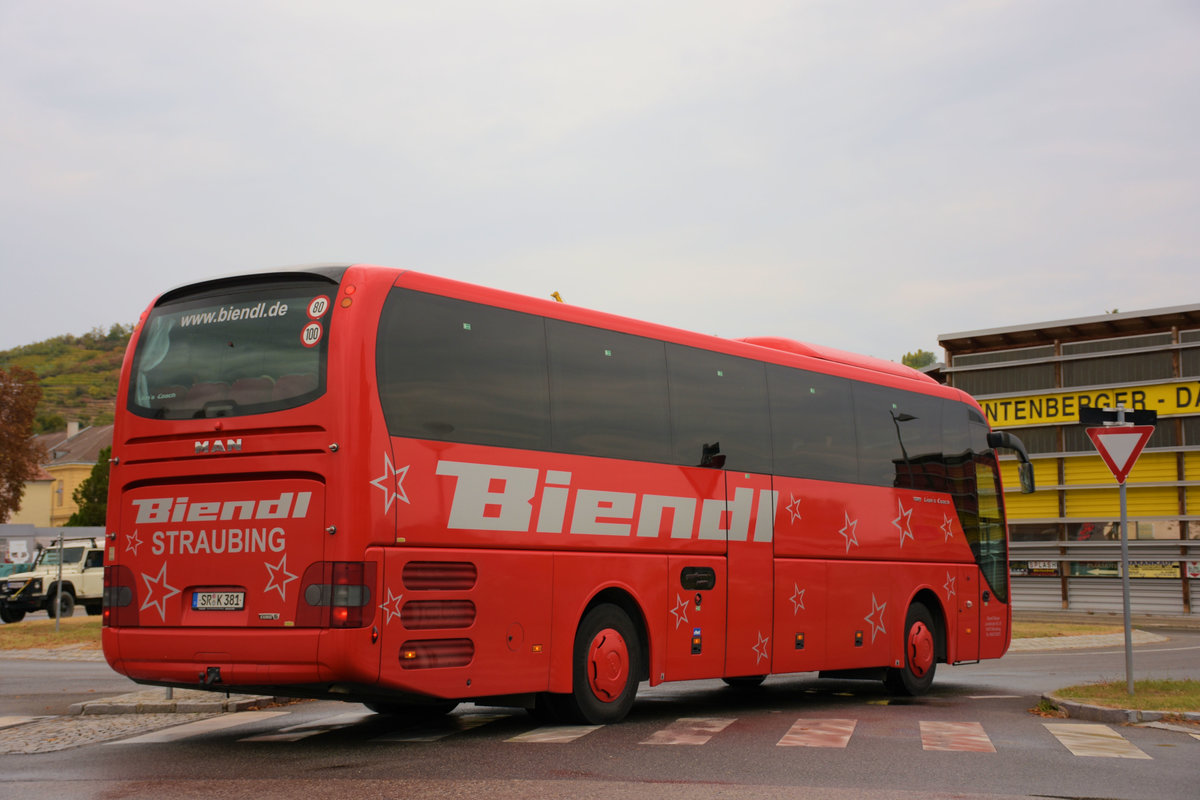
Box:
68, 689, 290, 716
1042, 692, 1200, 724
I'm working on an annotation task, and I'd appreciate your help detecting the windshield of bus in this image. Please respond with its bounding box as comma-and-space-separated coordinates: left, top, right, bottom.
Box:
128, 276, 335, 419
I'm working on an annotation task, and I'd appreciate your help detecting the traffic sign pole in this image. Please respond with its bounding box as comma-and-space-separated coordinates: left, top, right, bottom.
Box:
1118, 464, 1133, 695
1084, 406, 1156, 696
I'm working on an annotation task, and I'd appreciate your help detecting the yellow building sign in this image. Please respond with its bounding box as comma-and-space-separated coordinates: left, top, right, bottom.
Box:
982, 380, 1200, 428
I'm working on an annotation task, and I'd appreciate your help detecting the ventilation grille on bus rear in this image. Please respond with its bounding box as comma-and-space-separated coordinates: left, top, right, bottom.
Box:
401, 600, 476, 630
401, 561, 478, 591
399, 639, 474, 670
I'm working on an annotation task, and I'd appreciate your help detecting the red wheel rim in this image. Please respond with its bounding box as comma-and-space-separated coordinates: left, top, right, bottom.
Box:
907, 621, 934, 677
586, 627, 629, 702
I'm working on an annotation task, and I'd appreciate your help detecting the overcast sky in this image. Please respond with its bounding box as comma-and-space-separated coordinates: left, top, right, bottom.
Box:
2, 1, 1197, 362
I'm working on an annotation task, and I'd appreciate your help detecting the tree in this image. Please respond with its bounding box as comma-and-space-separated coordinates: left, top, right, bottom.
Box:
901, 349, 937, 369
0, 366, 44, 522
67, 446, 110, 526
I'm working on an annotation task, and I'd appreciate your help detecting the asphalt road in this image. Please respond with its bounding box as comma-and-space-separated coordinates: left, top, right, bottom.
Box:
2, 629, 1199, 800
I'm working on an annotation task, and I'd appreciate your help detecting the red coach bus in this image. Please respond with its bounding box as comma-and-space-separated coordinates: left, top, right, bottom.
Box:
103, 264, 1034, 724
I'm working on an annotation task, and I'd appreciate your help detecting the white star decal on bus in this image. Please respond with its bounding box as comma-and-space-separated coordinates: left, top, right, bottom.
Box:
790, 583, 806, 615
126, 530, 143, 556
379, 588, 404, 624
140, 563, 180, 622
786, 493, 803, 524
893, 500, 914, 547
753, 631, 770, 664
370, 453, 411, 513
864, 593, 887, 643
944, 572, 957, 601
941, 513, 956, 542
264, 554, 298, 602
670, 594, 689, 629
838, 512, 859, 552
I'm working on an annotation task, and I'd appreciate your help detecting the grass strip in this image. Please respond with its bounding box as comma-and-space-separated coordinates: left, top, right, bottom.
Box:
1054, 679, 1200, 712
0, 616, 102, 649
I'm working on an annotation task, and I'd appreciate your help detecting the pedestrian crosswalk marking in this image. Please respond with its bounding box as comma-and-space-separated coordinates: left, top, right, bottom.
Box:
641, 717, 734, 745
1043, 723, 1151, 759
507, 724, 601, 743
108, 711, 290, 744
777, 718, 856, 748
920, 721, 995, 752
372, 712, 510, 742
80, 707, 1181, 759
242, 710, 374, 742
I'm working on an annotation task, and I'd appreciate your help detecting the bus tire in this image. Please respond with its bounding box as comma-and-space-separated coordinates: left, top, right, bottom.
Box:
559, 603, 641, 724
46, 591, 75, 619
884, 603, 937, 696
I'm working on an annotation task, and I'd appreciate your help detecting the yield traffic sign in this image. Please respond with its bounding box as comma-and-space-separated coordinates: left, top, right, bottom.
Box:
1085, 425, 1155, 484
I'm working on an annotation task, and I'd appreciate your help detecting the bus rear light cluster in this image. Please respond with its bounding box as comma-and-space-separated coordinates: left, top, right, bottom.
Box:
299, 561, 377, 628
102, 565, 138, 627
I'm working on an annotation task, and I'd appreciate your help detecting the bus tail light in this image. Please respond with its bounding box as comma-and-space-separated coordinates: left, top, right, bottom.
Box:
103, 565, 138, 627
300, 561, 377, 628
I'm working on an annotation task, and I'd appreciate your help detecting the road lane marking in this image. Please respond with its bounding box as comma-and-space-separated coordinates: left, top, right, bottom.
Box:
1043, 723, 1151, 759
0, 716, 47, 730
372, 712, 510, 742
641, 717, 734, 745
777, 718, 856, 748
242, 710, 374, 742
107, 711, 290, 743
507, 724, 602, 743
920, 721, 995, 752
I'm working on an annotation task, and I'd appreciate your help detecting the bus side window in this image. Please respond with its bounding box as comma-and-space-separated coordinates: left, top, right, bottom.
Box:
767, 366, 857, 483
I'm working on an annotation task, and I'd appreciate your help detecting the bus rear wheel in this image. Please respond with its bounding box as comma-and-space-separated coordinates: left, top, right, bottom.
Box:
884, 603, 937, 696
556, 603, 641, 724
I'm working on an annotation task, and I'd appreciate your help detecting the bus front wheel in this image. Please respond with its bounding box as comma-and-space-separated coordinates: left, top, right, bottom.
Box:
884, 603, 937, 696
557, 603, 641, 724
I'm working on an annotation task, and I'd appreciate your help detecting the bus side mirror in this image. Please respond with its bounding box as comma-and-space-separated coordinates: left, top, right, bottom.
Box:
1018, 461, 1035, 494
987, 430, 1036, 494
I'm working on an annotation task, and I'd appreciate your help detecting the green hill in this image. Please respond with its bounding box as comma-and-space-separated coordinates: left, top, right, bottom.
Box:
0, 325, 133, 431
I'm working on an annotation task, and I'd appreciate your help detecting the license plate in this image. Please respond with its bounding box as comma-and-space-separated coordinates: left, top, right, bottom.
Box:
192, 591, 245, 610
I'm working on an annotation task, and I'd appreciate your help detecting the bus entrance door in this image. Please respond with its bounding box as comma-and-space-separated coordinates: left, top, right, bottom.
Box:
723, 472, 776, 678
954, 565, 980, 663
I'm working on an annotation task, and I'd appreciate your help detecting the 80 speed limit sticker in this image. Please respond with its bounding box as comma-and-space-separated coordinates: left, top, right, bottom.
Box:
307, 295, 330, 318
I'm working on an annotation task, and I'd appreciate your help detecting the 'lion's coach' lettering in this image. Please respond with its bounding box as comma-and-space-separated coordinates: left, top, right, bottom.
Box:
435, 460, 777, 541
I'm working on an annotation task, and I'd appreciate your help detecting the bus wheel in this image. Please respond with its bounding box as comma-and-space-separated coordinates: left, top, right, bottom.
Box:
723, 675, 766, 689
559, 603, 641, 724
884, 603, 937, 696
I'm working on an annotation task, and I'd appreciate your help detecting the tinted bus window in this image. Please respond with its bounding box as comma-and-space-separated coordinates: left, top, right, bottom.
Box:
853, 384, 944, 489
767, 366, 857, 483
666, 344, 772, 473
547, 321, 670, 462
377, 290, 551, 449
129, 277, 333, 419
